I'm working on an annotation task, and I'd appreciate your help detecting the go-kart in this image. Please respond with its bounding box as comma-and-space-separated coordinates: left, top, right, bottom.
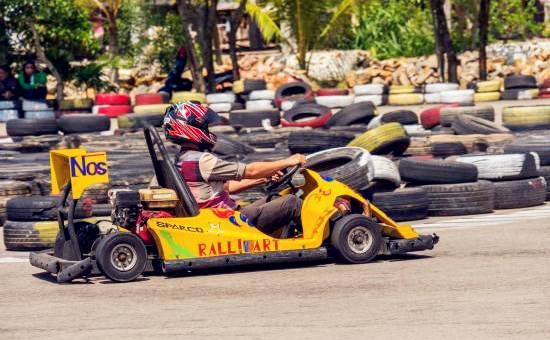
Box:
30, 125, 438, 283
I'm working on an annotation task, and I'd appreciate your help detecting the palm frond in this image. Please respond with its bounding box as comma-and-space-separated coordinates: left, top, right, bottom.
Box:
246, 2, 285, 42
320, 0, 356, 39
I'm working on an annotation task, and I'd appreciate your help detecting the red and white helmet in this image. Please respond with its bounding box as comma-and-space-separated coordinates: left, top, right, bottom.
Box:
162, 101, 219, 148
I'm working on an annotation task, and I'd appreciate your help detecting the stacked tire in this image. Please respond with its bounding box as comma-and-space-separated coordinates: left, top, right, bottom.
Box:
540, 78, 550, 99
207, 92, 237, 115
119, 93, 168, 129
398, 158, 495, 216
469, 80, 501, 102
423, 83, 460, 104
501, 75, 539, 100
58, 98, 93, 116
348, 123, 410, 156
387, 86, 423, 106
353, 84, 386, 106
455, 153, 546, 209
502, 105, 550, 131
0, 100, 20, 122
22, 99, 55, 119
314, 88, 354, 109
94, 93, 132, 118
0, 181, 31, 226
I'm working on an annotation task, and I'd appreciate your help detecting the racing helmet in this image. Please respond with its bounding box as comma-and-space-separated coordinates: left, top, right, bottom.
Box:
162, 101, 219, 148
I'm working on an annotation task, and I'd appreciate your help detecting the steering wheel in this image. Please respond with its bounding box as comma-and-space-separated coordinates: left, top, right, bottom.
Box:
265, 165, 301, 194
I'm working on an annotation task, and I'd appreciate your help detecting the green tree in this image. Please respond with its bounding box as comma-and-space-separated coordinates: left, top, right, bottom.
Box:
76, 0, 128, 83
247, 0, 356, 71
1, 0, 98, 101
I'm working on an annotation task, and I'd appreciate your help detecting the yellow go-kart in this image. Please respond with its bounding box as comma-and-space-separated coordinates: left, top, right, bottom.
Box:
30, 126, 438, 283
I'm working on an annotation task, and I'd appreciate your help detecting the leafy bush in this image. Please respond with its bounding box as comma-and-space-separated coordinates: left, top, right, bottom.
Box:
336, 0, 435, 59
489, 0, 542, 40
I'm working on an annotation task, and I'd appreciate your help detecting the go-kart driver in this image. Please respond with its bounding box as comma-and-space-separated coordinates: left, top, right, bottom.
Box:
163, 101, 306, 235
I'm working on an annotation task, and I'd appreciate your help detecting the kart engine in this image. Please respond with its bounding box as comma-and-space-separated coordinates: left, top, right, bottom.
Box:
111, 190, 141, 230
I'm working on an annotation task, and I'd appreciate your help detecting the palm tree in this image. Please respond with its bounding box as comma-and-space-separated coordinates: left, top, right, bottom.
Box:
246, 0, 357, 71
76, 0, 125, 84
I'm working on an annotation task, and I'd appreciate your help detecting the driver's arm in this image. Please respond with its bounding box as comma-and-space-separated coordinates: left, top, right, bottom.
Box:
225, 178, 266, 194
242, 154, 306, 179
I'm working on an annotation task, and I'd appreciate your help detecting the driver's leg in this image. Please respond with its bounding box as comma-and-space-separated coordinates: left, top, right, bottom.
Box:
240, 195, 302, 235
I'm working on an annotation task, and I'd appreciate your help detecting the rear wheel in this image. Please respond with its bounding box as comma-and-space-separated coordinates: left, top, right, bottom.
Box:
96, 233, 147, 282
331, 214, 382, 264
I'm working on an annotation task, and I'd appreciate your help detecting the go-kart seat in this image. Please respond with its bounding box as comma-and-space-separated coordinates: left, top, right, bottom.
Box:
144, 125, 199, 217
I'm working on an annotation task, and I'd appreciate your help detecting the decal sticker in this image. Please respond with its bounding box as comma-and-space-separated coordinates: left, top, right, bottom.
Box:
198, 239, 279, 257
209, 223, 222, 233
156, 221, 204, 233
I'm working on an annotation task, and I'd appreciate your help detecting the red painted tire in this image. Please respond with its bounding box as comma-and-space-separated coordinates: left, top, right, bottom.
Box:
540, 88, 550, 99
274, 82, 314, 108
95, 93, 131, 106
420, 104, 460, 129
316, 88, 349, 96
97, 105, 132, 117
281, 104, 332, 128
135, 93, 165, 106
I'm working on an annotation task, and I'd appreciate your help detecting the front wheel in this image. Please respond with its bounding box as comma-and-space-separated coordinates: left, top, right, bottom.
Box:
95, 233, 147, 282
330, 214, 382, 264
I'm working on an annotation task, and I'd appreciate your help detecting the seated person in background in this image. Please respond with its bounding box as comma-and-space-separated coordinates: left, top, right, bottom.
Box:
17, 61, 47, 101
0, 65, 18, 101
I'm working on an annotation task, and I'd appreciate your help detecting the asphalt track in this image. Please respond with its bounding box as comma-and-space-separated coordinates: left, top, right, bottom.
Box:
1, 204, 550, 339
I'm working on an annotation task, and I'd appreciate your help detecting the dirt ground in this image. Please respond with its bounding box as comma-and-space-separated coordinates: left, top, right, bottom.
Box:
1, 206, 550, 340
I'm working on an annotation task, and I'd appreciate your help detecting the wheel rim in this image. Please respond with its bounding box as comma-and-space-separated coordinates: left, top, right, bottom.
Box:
347, 226, 373, 254
110, 243, 138, 272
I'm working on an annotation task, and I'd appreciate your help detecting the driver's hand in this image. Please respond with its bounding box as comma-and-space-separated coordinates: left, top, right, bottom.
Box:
270, 170, 284, 182
286, 154, 306, 167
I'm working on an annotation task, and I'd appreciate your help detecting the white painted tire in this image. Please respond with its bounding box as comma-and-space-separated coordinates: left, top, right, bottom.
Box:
366, 114, 383, 130
22, 100, 49, 111
425, 83, 459, 93
24, 110, 55, 119
439, 90, 474, 104
424, 92, 442, 104
246, 100, 274, 111
249, 90, 275, 100
404, 124, 430, 136
281, 101, 296, 111
354, 95, 383, 106
92, 105, 109, 114
314, 95, 355, 108
206, 93, 236, 104
0, 109, 19, 122
0, 101, 18, 109
454, 153, 540, 180
209, 102, 233, 113
371, 155, 401, 186
354, 84, 385, 95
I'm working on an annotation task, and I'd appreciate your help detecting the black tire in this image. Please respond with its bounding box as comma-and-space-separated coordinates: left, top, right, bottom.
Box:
239, 132, 288, 148
58, 114, 111, 134
504, 75, 537, 90
282, 103, 331, 126
6, 118, 59, 137
504, 141, 550, 165
492, 177, 546, 209
431, 142, 467, 158
243, 79, 267, 93
439, 106, 495, 127
330, 214, 381, 264
275, 82, 312, 104
6, 196, 89, 221
538, 166, 550, 200
288, 130, 354, 154
381, 110, 418, 125
306, 147, 372, 191
451, 115, 510, 135
212, 134, 254, 156
229, 109, 280, 128
372, 188, 429, 221
422, 181, 495, 216
326, 102, 376, 127
3, 220, 58, 250
91, 203, 112, 217
399, 158, 478, 184
95, 232, 147, 282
